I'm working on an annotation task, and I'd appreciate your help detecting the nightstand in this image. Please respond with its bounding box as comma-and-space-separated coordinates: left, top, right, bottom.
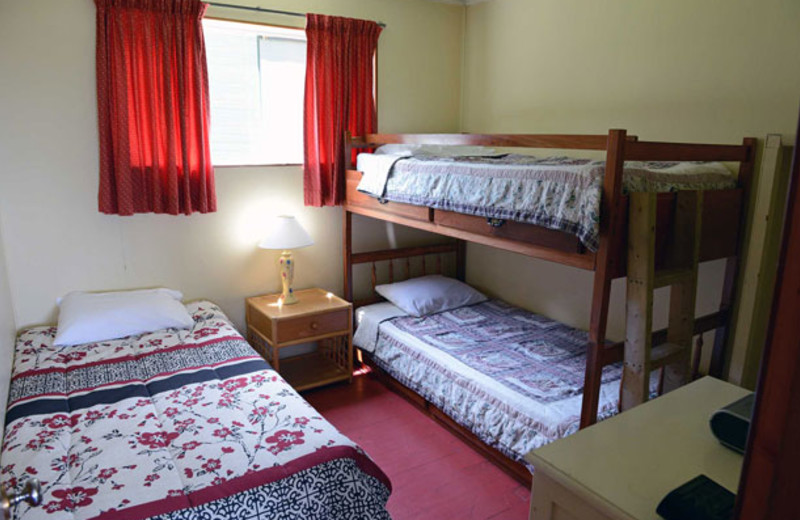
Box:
245, 288, 353, 391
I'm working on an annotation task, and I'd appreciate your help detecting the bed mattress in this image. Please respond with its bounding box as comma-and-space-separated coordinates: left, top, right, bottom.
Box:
2, 301, 390, 520
356, 151, 736, 251
354, 299, 655, 468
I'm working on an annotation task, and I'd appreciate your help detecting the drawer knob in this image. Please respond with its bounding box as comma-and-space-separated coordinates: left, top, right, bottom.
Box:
310, 322, 319, 330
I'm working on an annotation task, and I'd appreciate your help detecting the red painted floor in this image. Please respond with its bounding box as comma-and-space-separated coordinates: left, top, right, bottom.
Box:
304, 372, 531, 520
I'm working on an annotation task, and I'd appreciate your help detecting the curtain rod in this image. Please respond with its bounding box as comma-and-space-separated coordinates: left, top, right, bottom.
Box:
206, 3, 387, 28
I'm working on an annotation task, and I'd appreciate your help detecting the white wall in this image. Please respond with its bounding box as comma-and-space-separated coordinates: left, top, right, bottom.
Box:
0, 0, 463, 332
0, 214, 16, 438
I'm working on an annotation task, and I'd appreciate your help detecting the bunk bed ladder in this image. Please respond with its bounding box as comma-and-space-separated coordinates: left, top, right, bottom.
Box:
621, 190, 702, 410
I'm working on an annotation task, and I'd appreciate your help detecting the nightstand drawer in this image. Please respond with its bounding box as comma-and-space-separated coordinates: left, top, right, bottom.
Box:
276, 309, 349, 343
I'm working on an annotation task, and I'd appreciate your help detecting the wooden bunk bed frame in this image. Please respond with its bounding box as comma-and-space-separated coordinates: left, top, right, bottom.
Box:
341, 129, 755, 479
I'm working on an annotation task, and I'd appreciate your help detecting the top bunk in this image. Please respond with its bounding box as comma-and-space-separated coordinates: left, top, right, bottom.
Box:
344, 130, 756, 276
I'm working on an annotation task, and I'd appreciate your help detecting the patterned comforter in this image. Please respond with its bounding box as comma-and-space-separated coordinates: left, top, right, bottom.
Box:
356, 152, 736, 251
355, 300, 656, 468
1, 302, 391, 520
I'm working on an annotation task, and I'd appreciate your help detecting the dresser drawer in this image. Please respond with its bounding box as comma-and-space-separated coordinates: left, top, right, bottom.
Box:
276, 309, 349, 343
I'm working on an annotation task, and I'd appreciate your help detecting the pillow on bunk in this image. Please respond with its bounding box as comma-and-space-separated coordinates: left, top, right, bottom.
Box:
375, 275, 487, 317
373, 144, 499, 157
53, 288, 195, 346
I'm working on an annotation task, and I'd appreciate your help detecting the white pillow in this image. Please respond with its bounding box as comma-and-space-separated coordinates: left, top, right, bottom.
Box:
54, 288, 195, 346
375, 275, 487, 317
374, 144, 499, 157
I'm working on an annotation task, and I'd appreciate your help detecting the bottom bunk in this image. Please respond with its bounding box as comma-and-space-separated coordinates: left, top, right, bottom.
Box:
352, 293, 657, 486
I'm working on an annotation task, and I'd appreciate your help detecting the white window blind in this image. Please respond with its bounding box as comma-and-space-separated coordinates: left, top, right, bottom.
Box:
203, 19, 306, 166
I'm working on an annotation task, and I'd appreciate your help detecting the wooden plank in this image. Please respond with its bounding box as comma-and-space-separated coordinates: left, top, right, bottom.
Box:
735, 114, 800, 520
350, 244, 463, 306
739, 138, 791, 388
344, 201, 597, 270
712, 137, 757, 377
582, 129, 628, 428
343, 210, 353, 301
622, 192, 657, 411
434, 210, 583, 254
345, 171, 431, 222
663, 191, 702, 393
351, 243, 458, 264
729, 135, 788, 388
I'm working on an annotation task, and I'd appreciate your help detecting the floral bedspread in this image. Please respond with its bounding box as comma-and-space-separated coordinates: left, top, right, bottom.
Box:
1, 302, 390, 520
357, 153, 736, 251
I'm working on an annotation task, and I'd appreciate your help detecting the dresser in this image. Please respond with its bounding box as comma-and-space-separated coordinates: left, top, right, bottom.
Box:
526, 377, 749, 520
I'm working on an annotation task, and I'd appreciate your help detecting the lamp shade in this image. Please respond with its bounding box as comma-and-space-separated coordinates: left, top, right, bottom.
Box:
258, 215, 314, 250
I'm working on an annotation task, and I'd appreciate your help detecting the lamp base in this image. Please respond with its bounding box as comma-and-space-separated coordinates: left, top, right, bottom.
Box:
281, 290, 298, 305
279, 251, 299, 305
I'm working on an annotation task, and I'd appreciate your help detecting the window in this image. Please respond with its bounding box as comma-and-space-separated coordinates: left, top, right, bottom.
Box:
203, 19, 306, 166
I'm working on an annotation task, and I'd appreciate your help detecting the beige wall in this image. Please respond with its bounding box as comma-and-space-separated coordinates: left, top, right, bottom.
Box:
0, 214, 16, 438
462, 0, 800, 141
0, 0, 463, 332
2, 0, 798, 380
461, 0, 800, 361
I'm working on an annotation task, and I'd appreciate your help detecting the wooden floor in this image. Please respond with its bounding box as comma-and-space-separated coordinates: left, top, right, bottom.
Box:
304, 371, 531, 520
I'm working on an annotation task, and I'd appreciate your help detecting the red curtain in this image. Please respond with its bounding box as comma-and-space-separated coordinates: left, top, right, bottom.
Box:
303, 14, 382, 207
95, 0, 216, 216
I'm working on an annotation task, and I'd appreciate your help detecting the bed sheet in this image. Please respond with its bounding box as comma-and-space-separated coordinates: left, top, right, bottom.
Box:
2, 301, 390, 520
354, 299, 656, 467
356, 151, 736, 251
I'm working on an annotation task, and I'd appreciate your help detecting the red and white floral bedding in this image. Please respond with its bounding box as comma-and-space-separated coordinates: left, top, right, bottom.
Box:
1, 301, 391, 520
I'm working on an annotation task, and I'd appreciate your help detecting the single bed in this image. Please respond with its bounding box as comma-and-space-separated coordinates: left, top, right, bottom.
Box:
1, 300, 391, 520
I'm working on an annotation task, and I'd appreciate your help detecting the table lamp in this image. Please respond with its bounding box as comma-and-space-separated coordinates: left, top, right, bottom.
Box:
258, 215, 314, 305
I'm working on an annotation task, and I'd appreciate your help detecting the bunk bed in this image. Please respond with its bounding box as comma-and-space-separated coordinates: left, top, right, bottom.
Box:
341, 129, 755, 483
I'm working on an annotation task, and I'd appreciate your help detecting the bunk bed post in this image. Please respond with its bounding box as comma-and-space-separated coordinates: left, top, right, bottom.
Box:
343, 131, 354, 302
343, 210, 353, 302
709, 137, 757, 377
344, 131, 354, 169
580, 129, 628, 429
